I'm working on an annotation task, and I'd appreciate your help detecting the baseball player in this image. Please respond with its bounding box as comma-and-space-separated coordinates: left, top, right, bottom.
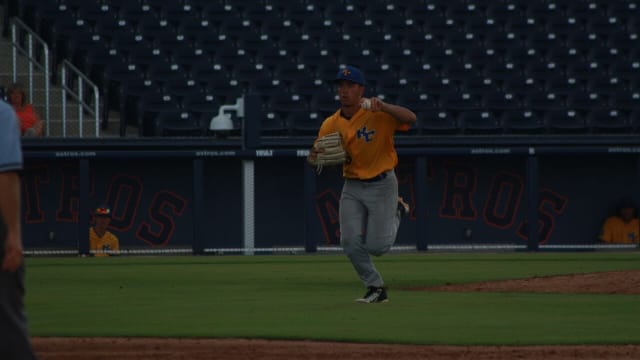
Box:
0, 99, 38, 358
599, 198, 640, 244
89, 204, 120, 256
308, 65, 416, 303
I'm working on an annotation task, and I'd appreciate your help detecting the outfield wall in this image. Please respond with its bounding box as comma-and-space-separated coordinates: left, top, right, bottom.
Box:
20, 134, 640, 255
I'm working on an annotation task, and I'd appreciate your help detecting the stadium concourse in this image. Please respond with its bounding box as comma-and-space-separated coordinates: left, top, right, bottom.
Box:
3, 0, 640, 137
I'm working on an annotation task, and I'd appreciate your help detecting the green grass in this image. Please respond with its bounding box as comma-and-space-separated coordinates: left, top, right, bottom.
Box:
25, 252, 640, 345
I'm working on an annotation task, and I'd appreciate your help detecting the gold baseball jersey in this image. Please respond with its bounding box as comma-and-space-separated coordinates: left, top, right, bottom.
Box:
89, 227, 120, 256
317, 108, 410, 180
600, 216, 639, 244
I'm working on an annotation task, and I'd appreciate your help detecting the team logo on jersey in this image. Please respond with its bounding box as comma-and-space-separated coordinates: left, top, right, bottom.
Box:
357, 126, 375, 142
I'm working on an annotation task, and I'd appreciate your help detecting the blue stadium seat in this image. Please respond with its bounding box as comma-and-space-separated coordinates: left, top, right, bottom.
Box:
459, 110, 501, 134
544, 76, 584, 95
261, 111, 288, 135
461, 76, 496, 93
440, 92, 481, 111
483, 91, 522, 110
157, 110, 205, 137
502, 76, 543, 94
567, 92, 607, 111
138, 92, 181, 136
546, 109, 587, 133
502, 109, 546, 133
587, 75, 625, 94
288, 110, 323, 135
418, 110, 458, 134
588, 109, 630, 133
396, 93, 438, 114
182, 93, 220, 122
610, 91, 640, 110
525, 91, 566, 110
310, 92, 339, 116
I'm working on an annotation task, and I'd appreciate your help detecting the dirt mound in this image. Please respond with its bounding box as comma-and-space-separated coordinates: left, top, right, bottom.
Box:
410, 270, 640, 294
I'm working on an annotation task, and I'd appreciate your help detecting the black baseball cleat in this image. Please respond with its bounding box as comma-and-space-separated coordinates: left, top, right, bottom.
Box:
355, 286, 389, 303
397, 197, 410, 218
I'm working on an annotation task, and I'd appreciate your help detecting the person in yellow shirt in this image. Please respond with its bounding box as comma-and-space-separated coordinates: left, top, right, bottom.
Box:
600, 198, 639, 244
89, 204, 119, 256
307, 65, 416, 303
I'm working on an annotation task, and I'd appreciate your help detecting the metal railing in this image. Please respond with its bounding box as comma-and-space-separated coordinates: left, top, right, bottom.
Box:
60, 60, 100, 137
10, 17, 50, 135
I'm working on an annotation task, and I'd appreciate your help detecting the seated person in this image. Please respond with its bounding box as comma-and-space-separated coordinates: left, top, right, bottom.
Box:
599, 198, 639, 244
89, 204, 120, 256
7, 82, 44, 137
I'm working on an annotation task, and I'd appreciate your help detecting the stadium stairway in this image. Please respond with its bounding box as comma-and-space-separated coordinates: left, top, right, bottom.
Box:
0, 4, 122, 137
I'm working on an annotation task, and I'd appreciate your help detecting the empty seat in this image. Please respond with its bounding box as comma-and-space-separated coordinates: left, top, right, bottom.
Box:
288, 110, 323, 135
546, 109, 586, 132
418, 110, 458, 134
261, 111, 288, 135
502, 76, 542, 94
157, 111, 205, 137
483, 91, 522, 110
586, 75, 625, 93
544, 76, 584, 95
459, 110, 501, 134
567, 92, 607, 110
588, 109, 630, 133
502, 109, 546, 133
138, 92, 181, 136
440, 92, 481, 111
183, 93, 220, 121
610, 91, 640, 110
525, 92, 566, 110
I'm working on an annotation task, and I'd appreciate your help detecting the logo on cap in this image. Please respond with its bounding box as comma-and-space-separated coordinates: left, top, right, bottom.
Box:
342, 68, 351, 76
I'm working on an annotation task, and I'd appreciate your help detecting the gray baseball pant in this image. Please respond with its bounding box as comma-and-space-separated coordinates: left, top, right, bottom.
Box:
340, 170, 400, 288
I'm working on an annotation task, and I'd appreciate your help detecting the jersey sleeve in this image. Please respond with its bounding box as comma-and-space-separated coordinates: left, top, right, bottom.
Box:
0, 103, 23, 173
316, 115, 337, 139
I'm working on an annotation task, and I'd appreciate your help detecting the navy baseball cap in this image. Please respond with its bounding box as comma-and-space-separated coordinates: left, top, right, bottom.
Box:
335, 65, 365, 86
94, 204, 112, 217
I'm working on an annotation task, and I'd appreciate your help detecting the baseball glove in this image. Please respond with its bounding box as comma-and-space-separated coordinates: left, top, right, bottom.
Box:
310, 132, 348, 173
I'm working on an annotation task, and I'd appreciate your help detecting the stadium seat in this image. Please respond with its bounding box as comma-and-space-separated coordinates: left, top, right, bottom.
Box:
525, 91, 566, 110
310, 92, 339, 116
483, 91, 522, 110
162, 78, 203, 104
545, 109, 587, 133
460, 76, 496, 93
588, 109, 630, 133
567, 92, 607, 110
183, 93, 220, 121
544, 76, 584, 95
610, 91, 640, 110
157, 110, 206, 137
586, 75, 625, 94
261, 111, 288, 135
418, 110, 458, 134
459, 110, 501, 134
440, 92, 481, 111
502, 109, 546, 133
138, 92, 181, 136
288, 110, 323, 135
502, 76, 543, 94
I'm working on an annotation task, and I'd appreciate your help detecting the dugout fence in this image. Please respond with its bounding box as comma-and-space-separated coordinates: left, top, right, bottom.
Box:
21, 125, 640, 256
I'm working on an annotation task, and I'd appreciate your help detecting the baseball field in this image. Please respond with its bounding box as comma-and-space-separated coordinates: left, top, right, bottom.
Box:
27, 252, 640, 359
